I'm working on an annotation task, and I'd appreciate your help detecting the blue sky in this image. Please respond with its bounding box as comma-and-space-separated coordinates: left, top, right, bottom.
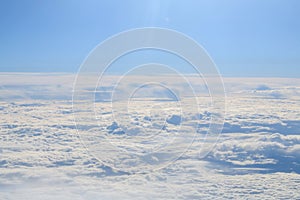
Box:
0, 0, 299, 77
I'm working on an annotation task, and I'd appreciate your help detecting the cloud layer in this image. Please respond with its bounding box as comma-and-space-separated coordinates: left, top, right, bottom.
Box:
0, 73, 300, 199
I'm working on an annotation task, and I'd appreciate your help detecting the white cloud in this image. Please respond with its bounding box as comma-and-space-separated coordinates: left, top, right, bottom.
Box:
1, 73, 300, 199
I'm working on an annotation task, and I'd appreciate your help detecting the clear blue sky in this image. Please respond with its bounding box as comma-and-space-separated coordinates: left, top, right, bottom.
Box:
0, 0, 299, 77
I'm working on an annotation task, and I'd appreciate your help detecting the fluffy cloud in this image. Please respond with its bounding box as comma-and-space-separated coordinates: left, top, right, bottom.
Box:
0, 73, 300, 199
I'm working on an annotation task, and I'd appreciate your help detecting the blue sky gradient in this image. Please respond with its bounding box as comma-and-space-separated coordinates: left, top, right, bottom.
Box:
0, 0, 299, 77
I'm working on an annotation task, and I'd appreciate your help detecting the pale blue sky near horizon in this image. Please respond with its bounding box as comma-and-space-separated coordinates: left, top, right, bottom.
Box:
0, 0, 299, 77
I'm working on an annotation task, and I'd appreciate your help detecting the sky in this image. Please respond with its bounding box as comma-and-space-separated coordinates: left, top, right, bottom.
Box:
0, 0, 299, 77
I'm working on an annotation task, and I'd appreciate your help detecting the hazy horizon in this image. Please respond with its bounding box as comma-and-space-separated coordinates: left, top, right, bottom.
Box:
1, 1, 299, 199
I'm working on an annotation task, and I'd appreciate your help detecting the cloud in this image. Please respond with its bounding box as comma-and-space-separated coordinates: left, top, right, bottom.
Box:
256, 84, 272, 91
206, 133, 300, 174
1, 73, 300, 199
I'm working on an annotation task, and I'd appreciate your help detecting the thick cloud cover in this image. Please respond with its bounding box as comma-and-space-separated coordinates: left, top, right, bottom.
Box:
0, 74, 299, 199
